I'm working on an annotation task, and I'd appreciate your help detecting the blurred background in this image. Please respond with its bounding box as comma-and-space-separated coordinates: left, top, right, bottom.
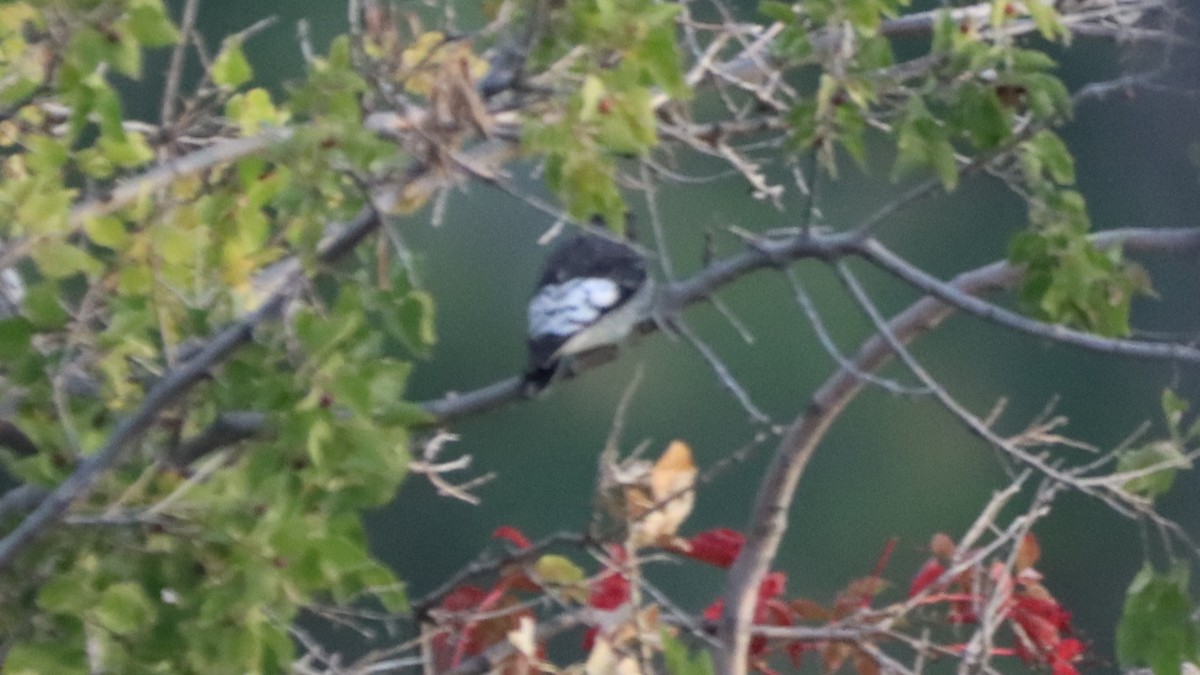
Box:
136, 0, 1200, 667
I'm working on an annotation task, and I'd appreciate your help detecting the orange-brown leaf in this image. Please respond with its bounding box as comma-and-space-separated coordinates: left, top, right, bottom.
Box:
1015, 533, 1041, 572
630, 440, 697, 546
930, 532, 956, 559
852, 647, 881, 675
823, 641, 854, 673
790, 598, 832, 622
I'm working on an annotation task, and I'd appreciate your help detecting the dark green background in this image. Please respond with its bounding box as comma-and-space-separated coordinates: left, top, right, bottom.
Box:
144, 0, 1200, 667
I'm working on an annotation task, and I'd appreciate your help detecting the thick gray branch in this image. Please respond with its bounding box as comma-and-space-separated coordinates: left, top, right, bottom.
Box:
714, 226, 1200, 674
166, 411, 271, 467
417, 227, 1200, 427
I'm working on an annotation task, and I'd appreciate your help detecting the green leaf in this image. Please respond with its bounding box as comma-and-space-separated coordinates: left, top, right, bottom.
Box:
83, 216, 128, 249
29, 240, 102, 279
662, 630, 716, 675
23, 135, 70, 173
94, 582, 155, 636
0, 317, 35, 360
1163, 389, 1190, 436
637, 21, 689, 100
356, 561, 408, 612
126, 0, 180, 47
99, 131, 154, 168
1117, 562, 1200, 675
579, 75, 606, 123
117, 264, 154, 295
954, 84, 1010, 149
1029, 130, 1075, 185
760, 0, 796, 23
1116, 442, 1189, 501
1026, 0, 1066, 41
22, 281, 69, 329
212, 39, 253, 88
226, 88, 286, 134
4, 641, 88, 675
931, 137, 959, 190
36, 573, 94, 615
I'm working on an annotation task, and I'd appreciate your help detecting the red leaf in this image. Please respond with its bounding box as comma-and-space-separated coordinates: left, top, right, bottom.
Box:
680, 528, 745, 568
433, 584, 532, 669
908, 558, 945, 598
701, 572, 795, 661
1050, 638, 1085, 675
493, 526, 532, 550
758, 572, 787, 601
590, 573, 630, 610
1055, 638, 1084, 662
787, 639, 811, 668
870, 537, 898, 579
762, 598, 796, 626
703, 598, 724, 622
582, 626, 599, 652
1014, 595, 1071, 630
1051, 660, 1081, 675
441, 585, 488, 612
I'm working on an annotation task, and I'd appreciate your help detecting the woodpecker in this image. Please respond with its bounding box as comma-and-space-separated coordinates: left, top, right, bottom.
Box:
524, 232, 654, 393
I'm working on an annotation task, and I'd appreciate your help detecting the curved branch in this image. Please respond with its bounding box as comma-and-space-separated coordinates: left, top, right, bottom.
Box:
714, 226, 1200, 674
856, 234, 1200, 366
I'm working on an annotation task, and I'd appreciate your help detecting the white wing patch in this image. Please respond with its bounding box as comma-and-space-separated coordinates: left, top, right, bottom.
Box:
528, 277, 621, 338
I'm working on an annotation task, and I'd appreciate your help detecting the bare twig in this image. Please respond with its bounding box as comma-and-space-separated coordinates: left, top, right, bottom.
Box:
785, 268, 931, 396
672, 317, 772, 425
160, 0, 202, 128
856, 237, 1200, 367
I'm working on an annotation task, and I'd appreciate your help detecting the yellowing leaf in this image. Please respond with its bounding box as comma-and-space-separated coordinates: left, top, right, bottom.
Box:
533, 554, 585, 586
84, 216, 127, 249
212, 39, 252, 88
30, 240, 102, 279
630, 440, 697, 547
399, 33, 488, 98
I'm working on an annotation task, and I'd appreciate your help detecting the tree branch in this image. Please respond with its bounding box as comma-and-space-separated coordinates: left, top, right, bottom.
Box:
714, 226, 1200, 675
68, 130, 292, 229
417, 227, 1200, 428
0, 206, 383, 572
416, 231, 863, 425
855, 234, 1200, 366
165, 411, 270, 467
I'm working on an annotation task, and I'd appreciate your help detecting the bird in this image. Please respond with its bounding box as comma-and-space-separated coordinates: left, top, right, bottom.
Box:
523, 231, 654, 394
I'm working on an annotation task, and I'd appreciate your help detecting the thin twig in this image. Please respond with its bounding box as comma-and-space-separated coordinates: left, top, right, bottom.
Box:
785, 268, 931, 396
672, 317, 772, 425
160, 0, 202, 128
856, 237, 1200, 367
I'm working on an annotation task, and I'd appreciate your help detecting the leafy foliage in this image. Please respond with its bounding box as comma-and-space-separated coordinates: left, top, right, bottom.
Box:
1117, 563, 1200, 675
0, 0, 1191, 673
523, 0, 689, 231
0, 1, 421, 671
